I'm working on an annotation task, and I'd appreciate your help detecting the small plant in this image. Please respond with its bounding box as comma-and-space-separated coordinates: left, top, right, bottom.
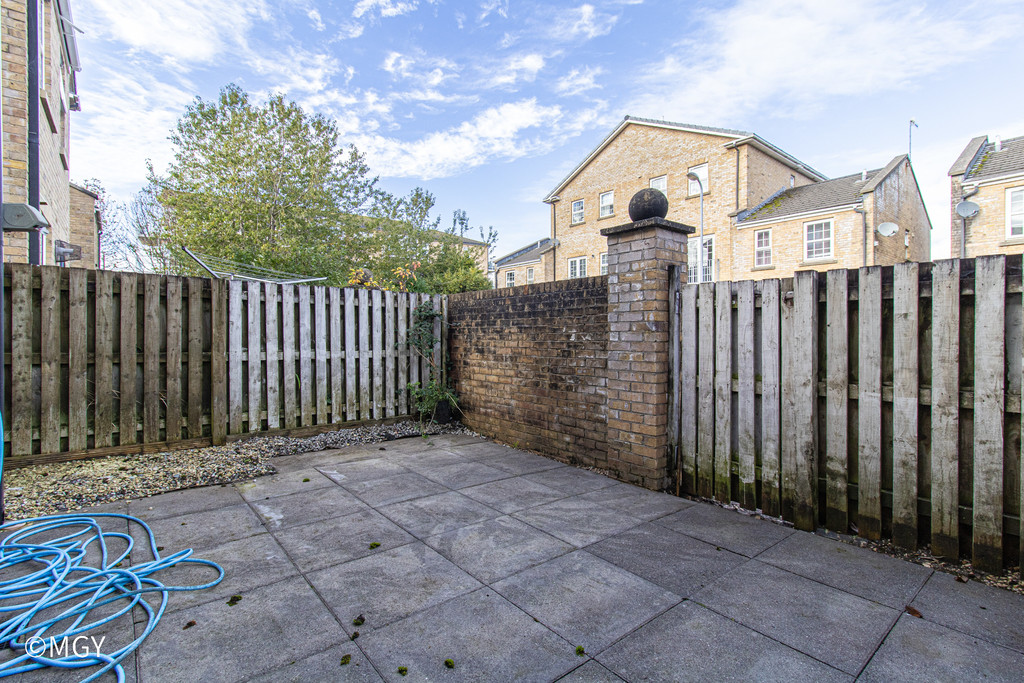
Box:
444, 659, 455, 669
302, 478, 310, 482
226, 595, 242, 607
397, 666, 408, 676
575, 645, 585, 656
369, 542, 381, 549
340, 654, 352, 666
352, 614, 365, 626
350, 631, 360, 640
407, 300, 460, 430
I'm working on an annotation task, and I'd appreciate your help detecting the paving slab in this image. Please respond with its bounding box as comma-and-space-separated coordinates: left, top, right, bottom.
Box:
388, 448, 468, 470
358, 587, 579, 683
910, 571, 1024, 653
578, 483, 694, 521
416, 460, 512, 489
130, 502, 265, 553
425, 515, 573, 584
317, 458, 411, 485
234, 467, 334, 501
269, 447, 382, 472
598, 601, 850, 682
757, 530, 932, 609
379, 491, 501, 538
461, 476, 567, 514
137, 576, 344, 683
492, 550, 680, 654
421, 433, 490, 449
695, 560, 898, 675
486, 451, 566, 476
555, 660, 625, 682
371, 437, 440, 455
248, 643, 384, 682
655, 503, 794, 556
306, 542, 482, 633
513, 496, 642, 547
341, 472, 449, 507
588, 522, 746, 597
447, 441, 535, 461
250, 485, 367, 529
272, 507, 415, 573
127, 484, 244, 521
523, 466, 619, 495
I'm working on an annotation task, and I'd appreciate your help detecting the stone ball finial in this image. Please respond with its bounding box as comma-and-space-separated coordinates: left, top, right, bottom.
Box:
628, 188, 669, 221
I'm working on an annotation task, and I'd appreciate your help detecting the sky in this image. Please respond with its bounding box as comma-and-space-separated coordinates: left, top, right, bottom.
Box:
69, 0, 1024, 261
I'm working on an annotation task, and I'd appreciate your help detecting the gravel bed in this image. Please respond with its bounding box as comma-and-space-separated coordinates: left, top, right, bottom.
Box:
3, 420, 473, 521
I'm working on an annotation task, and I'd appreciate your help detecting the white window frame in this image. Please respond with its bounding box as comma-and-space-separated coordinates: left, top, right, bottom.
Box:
688, 163, 709, 196
505, 271, 515, 287
571, 199, 584, 225
687, 236, 714, 283
599, 191, 614, 218
754, 229, 772, 267
804, 219, 833, 261
600, 252, 608, 275
650, 175, 667, 195
1007, 186, 1024, 239
568, 256, 587, 279
526, 267, 534, 284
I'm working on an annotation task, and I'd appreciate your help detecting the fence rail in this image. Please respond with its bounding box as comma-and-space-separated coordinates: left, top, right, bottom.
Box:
2, 264, 440, 468
670, 256, 1024, 571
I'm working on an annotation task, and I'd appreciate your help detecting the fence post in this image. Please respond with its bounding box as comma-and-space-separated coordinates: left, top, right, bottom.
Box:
601, 190, 694, 490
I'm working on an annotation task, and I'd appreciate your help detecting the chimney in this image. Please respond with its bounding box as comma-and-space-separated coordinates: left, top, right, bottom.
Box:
861, 169, 868, 182
994, 136, 1003, 152
789, 175, 795, 188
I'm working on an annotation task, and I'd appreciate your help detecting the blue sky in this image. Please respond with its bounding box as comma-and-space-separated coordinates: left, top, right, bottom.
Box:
71, 0, 1024, 260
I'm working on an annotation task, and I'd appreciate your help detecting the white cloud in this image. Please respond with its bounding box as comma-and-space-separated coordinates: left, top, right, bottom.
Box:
81, 0, 269, 64
353, 0, 421, 19
490, 53, 546, 87
382, 52, 457, 87
555, 66, 604, 94
554, 4, 618, 40
634, 0, 1022, 121
478, 0, 510, 22
248, 48, 340, 95
307, 8, 326, 31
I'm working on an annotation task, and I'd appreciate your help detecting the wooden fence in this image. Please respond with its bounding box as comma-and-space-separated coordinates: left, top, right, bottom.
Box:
2, 264, 442, 467
670, 256, 1024, 572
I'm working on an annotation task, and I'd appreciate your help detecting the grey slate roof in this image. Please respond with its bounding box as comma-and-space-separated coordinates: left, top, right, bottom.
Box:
495, 238, 552, 268
963, 135, 1024, 182
738, 169, 880, 223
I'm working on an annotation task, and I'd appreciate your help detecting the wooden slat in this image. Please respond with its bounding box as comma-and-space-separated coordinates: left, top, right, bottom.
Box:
697, 282, 715, 498
315, 286, 328, 425
247, 282, 262, 432
432, 293, 443, 383
397, 292, 409, 415
67, 269, 88, 451
371, 289, 383, 418
281, 286, 297, 429
299, 285, 313, 426
780, 278, 796, 521
265, 282, 280, 430
407, 293, 419, 413
420, 294, 431, 387
385, 290, 396, 418
857, 266, 883, 539
931, 259, 960, 559
679, 283, 698, 496
93, 270, 114, 449
358, 288, 371, 418
142, 274, 162, 443
187, 278, 203, 438
825, 269, 850, 533
714, 283, 732, 502
736, 280, 756, 509
165, 277, 183, 441
210, 279, 227, 445
39, 268, 61, 454
330, 288, 343, 422
790, 271, 818, 531
760, 279, 781, 517
10, 268, 33, 455
345, 288, 357, 420
892, 262, 920, 549
972, 255, 1005, 573
228, 280, 244, 435
119, 273, 138, 447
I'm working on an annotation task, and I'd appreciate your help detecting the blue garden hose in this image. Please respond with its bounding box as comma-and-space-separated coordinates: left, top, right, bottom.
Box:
0, 412, 225, 682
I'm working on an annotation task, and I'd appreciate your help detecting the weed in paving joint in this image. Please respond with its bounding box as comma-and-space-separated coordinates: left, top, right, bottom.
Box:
226, 595, 242, 607
576, 645, 585, 656
352, 614, 365, 626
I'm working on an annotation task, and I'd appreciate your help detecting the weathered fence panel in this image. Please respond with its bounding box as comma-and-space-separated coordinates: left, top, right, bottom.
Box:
671, 256, 1024, 570
2, 264, 437, 468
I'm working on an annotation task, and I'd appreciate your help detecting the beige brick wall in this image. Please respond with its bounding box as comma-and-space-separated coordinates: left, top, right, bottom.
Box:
732, 210, 865, 279
950, 174, 1024, 258
2, 0, 30, 262
68, 184, 98, 268
495, 248, 554, 288
743, 145, 816, 209
870, 158, 931, 265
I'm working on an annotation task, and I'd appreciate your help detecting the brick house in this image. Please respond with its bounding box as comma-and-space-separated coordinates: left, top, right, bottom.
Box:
494, 237, 553, 288
544, 116, 930, 282
2, 0, 89, 264
948, 134, 1024, 258
68, 181, 100, 268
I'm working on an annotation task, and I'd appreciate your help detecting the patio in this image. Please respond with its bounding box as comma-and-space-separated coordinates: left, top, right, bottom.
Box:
39, 433, 1024, 681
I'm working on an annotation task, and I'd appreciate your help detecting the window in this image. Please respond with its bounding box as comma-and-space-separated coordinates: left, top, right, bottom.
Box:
688, 163, 709, 196
526, 267, 535, 284
600, 253, 608, 275
754, 229, 772, 267
687, 236, 714, 283
599, 191, 614, 218
505, 271, 515, 287
568, 256, 587, 279
1008, 187, 1024, 238
650, 175, 667, 195
571, 199, 584, 224
804, 219, 833, 260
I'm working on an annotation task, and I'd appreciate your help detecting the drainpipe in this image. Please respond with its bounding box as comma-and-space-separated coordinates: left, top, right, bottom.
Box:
959, 185, 980, 260
27, 0, 42, 264
854, 207, 868, 267
733, 147, 740, 212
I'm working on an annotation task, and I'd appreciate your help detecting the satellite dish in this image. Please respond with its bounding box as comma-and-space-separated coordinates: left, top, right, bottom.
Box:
876, 222, 898, 237
955, 201, 980, 219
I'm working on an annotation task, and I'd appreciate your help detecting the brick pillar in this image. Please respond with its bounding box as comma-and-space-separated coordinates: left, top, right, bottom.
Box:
601, 216, 694, 490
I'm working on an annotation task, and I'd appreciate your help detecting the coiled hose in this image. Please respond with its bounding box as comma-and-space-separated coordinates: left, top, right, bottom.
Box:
0, 413, 225, 682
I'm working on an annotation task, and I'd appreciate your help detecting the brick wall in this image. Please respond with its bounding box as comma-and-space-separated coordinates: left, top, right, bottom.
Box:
447, 277, 610, 469
2, 0, 29, 262
68, 184, 98, 268
870, 158, 931, 264
950, 175, 1024, 258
